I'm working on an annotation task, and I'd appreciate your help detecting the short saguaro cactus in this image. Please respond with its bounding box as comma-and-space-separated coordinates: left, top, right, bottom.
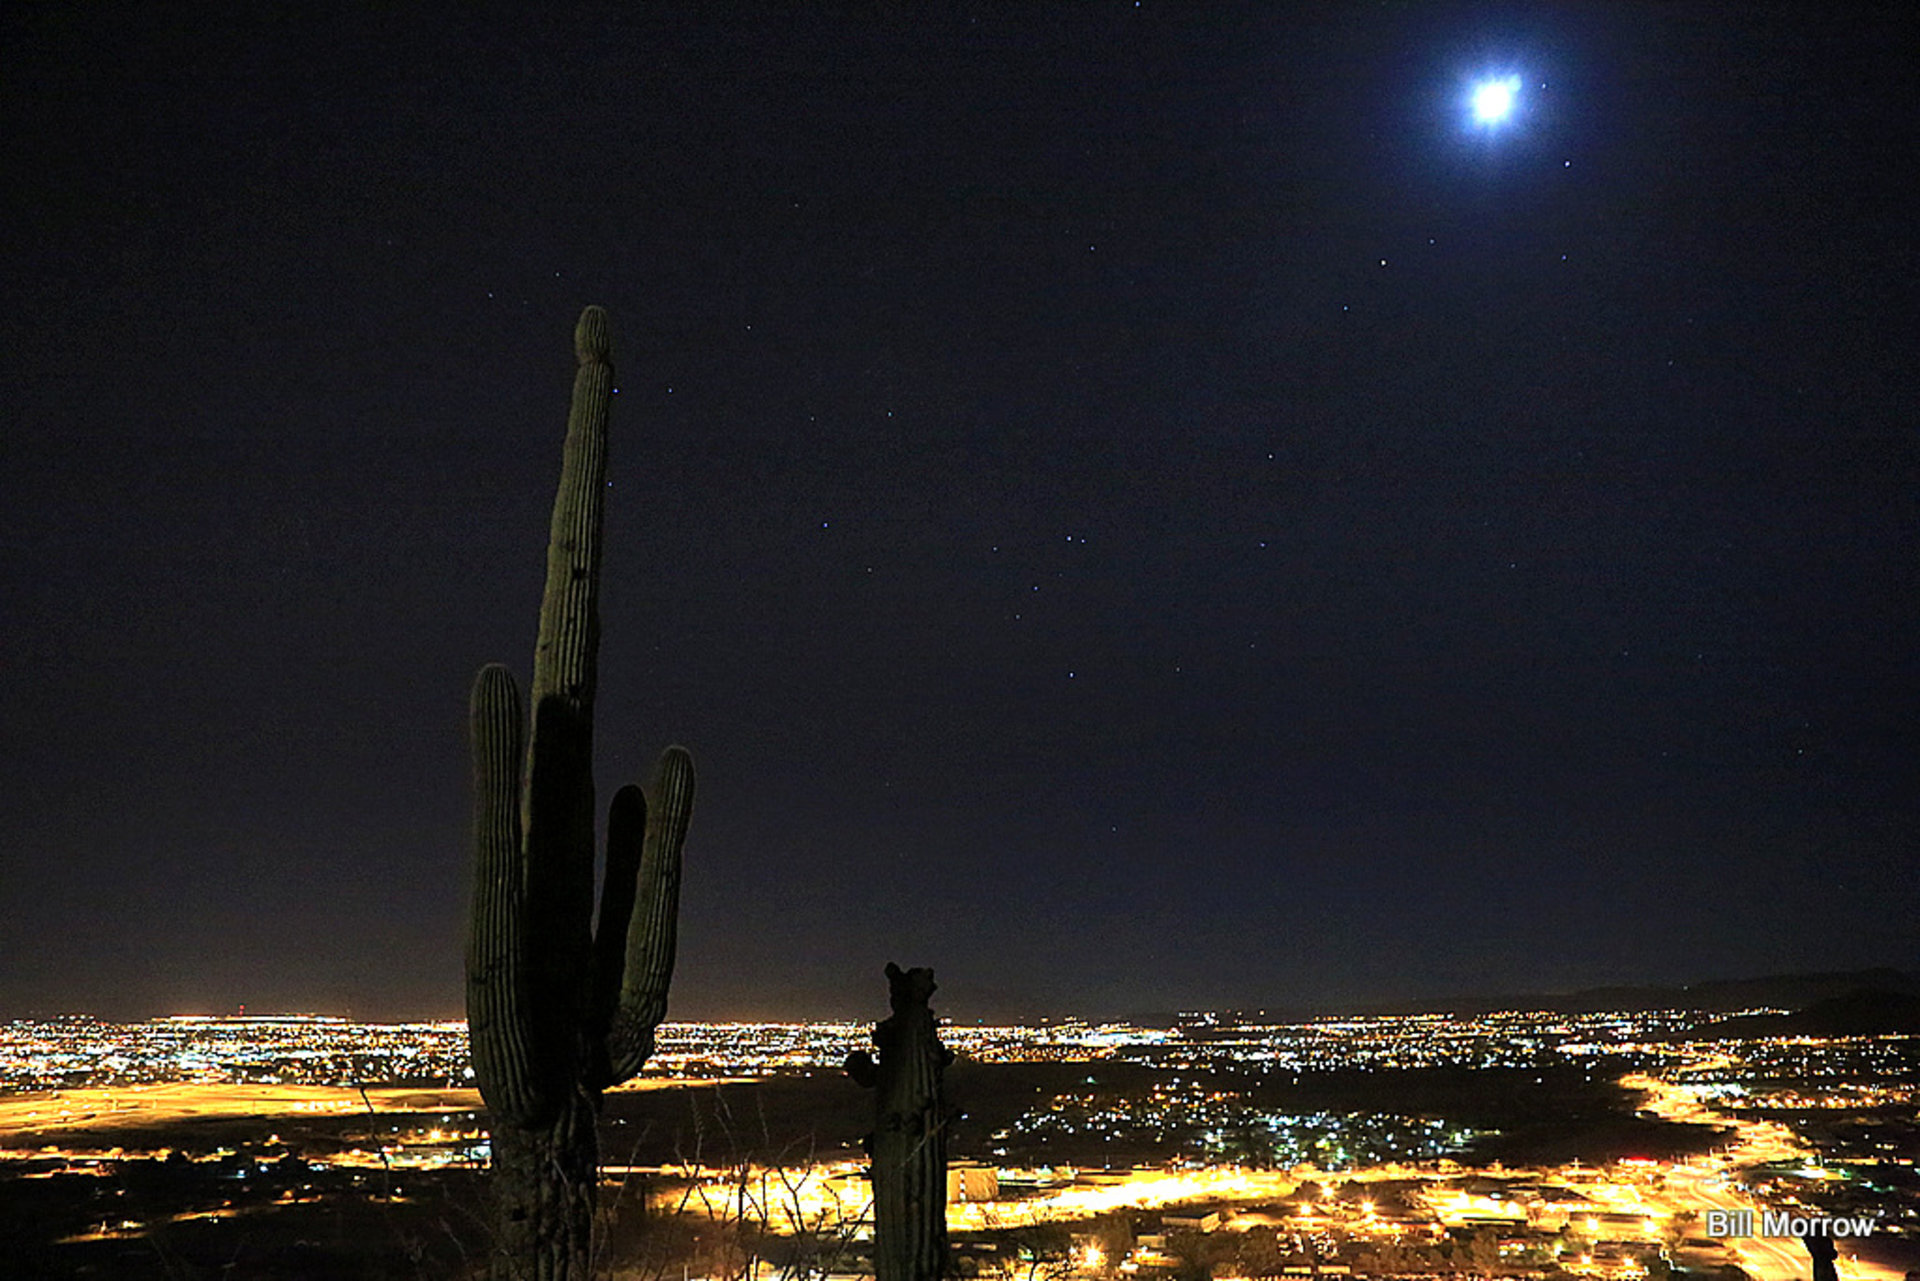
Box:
847, 963, 954, 1281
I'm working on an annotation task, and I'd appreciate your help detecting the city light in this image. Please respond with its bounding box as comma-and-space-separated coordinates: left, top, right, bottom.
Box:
0, 1009, 1910, 1281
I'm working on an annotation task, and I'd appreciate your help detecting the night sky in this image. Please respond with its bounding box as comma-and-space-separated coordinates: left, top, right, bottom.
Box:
4, 5, 1914, 1022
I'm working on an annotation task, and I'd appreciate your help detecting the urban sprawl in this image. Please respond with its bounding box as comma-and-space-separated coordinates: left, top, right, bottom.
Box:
0, 1009, 1912, 1281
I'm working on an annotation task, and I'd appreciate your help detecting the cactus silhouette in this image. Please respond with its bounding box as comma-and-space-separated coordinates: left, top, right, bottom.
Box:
466, 306, 695, 1279
847, 963, 954, 1281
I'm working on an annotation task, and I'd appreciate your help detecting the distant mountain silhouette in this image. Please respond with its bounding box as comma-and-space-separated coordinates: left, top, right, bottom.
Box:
1697, 988, 1920, 1039
1404, 968, 1918, 1018
1187, 969, 1920, 1024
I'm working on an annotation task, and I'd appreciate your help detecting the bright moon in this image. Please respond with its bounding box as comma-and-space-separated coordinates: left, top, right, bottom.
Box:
1471, 76, 1520, 125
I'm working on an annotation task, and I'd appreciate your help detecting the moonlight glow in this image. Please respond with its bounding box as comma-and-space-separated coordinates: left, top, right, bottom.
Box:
1471, 76, 1521, 125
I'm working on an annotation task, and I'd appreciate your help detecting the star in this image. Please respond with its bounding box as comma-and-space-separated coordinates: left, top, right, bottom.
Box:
1470, 76, 1521, 126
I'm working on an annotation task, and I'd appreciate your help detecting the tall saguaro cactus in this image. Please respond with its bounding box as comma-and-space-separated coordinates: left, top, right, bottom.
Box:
467, 306, 695, 1280
847, 963, 954, 1281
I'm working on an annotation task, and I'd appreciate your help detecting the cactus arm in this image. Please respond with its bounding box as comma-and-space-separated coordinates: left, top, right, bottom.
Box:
465, 663, 547, 1125
844, 1049, 878, 1089
586, 781, 645, 1090
605, 745, 696, 1084
590, 783, 649, 1029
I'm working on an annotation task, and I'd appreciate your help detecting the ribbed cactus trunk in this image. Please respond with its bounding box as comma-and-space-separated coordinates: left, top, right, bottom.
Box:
847, 964, 953, 1281
485, 1098, 598, 1279
467, 307, 696, 1281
